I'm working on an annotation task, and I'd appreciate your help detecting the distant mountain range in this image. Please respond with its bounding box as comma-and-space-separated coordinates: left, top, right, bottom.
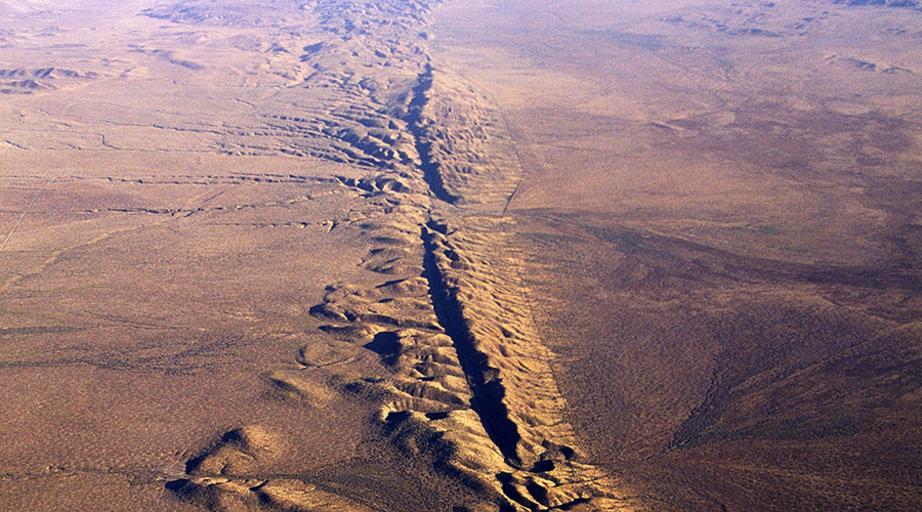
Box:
835, 0, 921, 9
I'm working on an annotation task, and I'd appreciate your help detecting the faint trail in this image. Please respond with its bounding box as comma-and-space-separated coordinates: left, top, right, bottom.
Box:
1, 123, 56, 253
0, 172, 60, 253
498, 107, 526, 213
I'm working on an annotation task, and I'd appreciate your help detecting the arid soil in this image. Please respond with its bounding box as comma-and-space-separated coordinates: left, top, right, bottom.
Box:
1, 0, 921, 511
432, 0, 922, 510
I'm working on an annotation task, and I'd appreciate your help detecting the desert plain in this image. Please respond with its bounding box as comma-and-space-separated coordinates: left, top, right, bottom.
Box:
1, 0, 922, 511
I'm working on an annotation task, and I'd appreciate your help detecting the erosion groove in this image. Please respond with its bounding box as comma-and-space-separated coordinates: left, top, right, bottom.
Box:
422, 221, 523, 467
407, 65, 460, 204
162, 0, 639, 510
423, 216, 640, 511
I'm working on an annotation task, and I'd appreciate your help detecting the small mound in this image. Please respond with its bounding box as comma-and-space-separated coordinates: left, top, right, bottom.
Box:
265, 370, 336, 407
186, 425, 284, 476
167, 477, 374, 512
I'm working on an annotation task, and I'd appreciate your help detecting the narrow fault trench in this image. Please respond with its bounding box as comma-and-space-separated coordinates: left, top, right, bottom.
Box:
406, 64, 460, 205
408, 65, 527, 471
421, 220, 525, 468
407, 58, 634, 509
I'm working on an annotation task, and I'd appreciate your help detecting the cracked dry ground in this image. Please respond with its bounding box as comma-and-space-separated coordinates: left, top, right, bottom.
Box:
0, 1, 635, 511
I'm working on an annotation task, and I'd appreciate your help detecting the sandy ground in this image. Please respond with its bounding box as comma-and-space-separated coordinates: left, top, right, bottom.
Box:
1, 0, 921, 511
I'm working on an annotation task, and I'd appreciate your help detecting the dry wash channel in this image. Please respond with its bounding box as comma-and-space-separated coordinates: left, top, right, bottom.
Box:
163, 0, 639, 510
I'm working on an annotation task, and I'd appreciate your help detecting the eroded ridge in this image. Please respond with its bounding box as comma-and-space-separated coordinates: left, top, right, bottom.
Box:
167, 425, 374, 512
263, 0, 436, 172
165, 0, 639, 510
423, 216, 640, 511
410, 67, 523, 209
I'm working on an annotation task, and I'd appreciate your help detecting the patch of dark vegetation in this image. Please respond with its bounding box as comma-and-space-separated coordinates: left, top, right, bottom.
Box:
0, 326, 78, 337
